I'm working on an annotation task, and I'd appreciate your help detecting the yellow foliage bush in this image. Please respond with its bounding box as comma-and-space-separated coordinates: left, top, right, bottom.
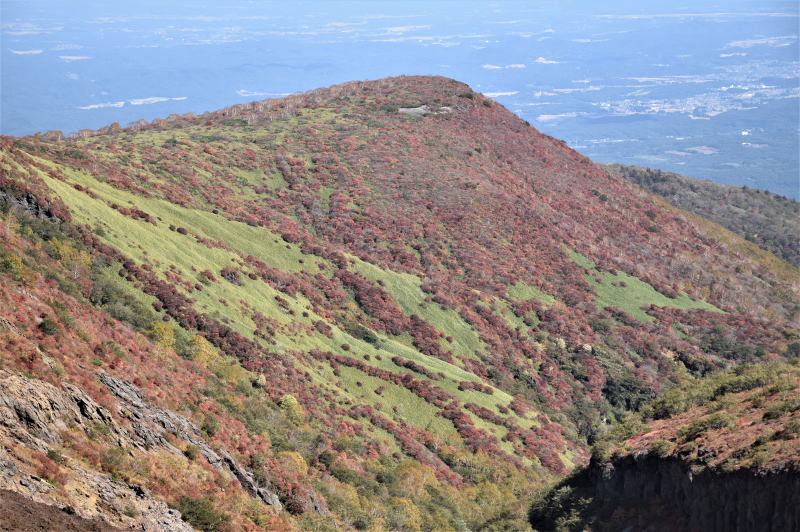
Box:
278, 394, 305, 423
393, 460, 436, 498
278, 451, 308, 476
0, 252, 36, 284
387, 497, 423, 532
150, 321, 175, 350
189, 335, 217, 364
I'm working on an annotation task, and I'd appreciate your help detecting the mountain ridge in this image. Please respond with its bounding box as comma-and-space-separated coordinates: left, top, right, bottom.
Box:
605, 163, 800, 268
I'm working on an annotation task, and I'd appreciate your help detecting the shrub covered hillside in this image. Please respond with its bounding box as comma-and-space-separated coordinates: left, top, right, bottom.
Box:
605, 163, 800, 268
0, 75, 798, 530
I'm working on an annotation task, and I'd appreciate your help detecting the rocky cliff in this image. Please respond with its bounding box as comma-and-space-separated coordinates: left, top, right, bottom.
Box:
590, 454, 798, 531
530, 361, 800, 531
531, 453, 799, 532
0, 368, 281, 530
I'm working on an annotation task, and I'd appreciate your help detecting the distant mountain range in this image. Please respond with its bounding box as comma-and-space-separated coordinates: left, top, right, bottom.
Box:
606, 163, 800, 268
0, 75, 797, 530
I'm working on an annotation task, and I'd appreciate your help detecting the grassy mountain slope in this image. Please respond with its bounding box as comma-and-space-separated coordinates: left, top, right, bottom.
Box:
605, 163, 800, 268
0, 75, 798, 530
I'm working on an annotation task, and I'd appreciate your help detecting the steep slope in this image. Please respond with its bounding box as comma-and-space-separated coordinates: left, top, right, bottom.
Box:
530, 361, 800, 531
605, 163, 800, 268
0, 75, 798, 530
0, 489, 121, 532
0, 211, 293, 529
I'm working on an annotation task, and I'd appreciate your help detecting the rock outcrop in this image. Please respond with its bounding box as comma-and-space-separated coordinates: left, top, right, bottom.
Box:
589, 453, 800, 532
0, 370, 193, 531
530, 453, 800, 532
0, 370, 124, 450
96, 373, 282, 508
0, 369, 282, 530
397, 104, 453, 116
0, 189, 64, 221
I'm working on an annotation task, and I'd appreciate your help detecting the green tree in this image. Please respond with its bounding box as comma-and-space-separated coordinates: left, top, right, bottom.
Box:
279, 394, 305, 423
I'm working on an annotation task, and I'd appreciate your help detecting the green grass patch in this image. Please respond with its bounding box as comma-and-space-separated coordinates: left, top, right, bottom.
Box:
567, 247, 721, 322
351, 258, 488, 361
326, 363, 457, 439
507, 281, 555, 306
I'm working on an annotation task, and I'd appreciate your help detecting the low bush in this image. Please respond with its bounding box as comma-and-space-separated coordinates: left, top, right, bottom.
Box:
679, 413, 733, 441
38, 318, 60, 336
649, 439, 673, 457
174, 496, 231, 532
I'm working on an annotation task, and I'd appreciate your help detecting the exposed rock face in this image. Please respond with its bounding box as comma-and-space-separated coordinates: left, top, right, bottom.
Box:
0, 369, 282, 530
96, 373, 282, 508
0, 370, 124, 450
0, 190, 63, 221
531, 453, 800, 532
589, 454, 800, 532
0, 370, 193, 531
397, 104, 453, 116
0, 458, 191, 532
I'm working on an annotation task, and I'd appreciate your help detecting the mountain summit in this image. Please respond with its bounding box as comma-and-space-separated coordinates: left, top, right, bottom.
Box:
0, 75, 797, 530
